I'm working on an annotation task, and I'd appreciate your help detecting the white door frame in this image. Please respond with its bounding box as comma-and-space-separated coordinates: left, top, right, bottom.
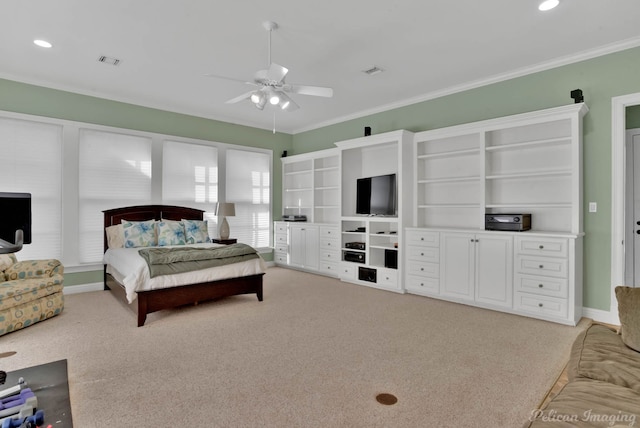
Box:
611, 92, 640, 322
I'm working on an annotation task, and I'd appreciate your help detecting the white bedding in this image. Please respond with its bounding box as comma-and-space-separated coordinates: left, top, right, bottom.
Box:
104, 243, 267, 304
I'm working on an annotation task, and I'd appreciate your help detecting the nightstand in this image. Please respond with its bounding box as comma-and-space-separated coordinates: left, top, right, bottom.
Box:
212, 238, 237, 245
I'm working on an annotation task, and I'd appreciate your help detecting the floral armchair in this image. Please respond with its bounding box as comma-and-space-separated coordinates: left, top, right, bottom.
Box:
0, 254, 65, 336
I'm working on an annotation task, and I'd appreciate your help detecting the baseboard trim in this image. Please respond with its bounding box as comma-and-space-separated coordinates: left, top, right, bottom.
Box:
582, 307, 620, 326
63, 282, 103, 295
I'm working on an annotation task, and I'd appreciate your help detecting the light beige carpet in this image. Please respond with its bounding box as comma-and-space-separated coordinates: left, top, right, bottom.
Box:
0, 267, 586, 427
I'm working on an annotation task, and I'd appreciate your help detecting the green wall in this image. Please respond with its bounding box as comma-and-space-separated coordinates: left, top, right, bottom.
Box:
3, 45, 640, 309
292, 45, 640, 311
0, 79, 293, 285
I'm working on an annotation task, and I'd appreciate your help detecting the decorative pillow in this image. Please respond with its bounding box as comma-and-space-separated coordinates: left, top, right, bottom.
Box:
182, 219, 210, 244
156, 220, 186, 246
616, 286, 640, 352
106, 224, 125, 249
0, 254, 17, 283
122, 220, 157, 248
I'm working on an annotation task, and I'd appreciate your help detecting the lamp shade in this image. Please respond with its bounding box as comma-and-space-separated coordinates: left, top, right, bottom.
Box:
216, 202, 236, 217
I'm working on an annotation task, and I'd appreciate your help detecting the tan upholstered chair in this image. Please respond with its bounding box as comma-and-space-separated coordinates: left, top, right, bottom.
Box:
0, 254, 64, 336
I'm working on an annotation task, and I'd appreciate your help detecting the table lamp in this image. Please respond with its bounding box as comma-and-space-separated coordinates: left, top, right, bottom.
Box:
215, 202, 235, 240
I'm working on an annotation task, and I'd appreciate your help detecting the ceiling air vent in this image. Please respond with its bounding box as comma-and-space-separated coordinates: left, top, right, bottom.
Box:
362, 66, 383, 76
98, 55, 121, 66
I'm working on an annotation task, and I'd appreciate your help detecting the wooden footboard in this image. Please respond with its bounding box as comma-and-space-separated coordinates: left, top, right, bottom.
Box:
105, 272, 264, 326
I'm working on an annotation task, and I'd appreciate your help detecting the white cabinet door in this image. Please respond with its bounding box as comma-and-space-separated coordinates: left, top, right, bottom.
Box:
289, 224, 319, 270
440, 233, 475, 301
475, 234, 513, 308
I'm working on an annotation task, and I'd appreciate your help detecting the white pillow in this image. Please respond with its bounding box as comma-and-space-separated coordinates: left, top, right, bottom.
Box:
106, 224, 124, 249
122, 220, 157, 248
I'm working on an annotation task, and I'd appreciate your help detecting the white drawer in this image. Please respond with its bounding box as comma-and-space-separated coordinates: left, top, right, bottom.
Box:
274, 252, 288, 264
339, 262, 356, 280
320, 238, 339, 250
275, 222, 288, 234
406, 275, 439, 294
320, 250, 340, 263
406, 245, 439, 263
515, 273, 568, 298
376, 268, 397, 288
275, 243, 288, 253
515, 237, 568, 258
514, 292, 568, 319
516, 255, 568, 278
406, 261, 439, 278
406, 230, 439, 247
275, 234, 288, 245
319, 262, 338, 276
320, 226, 339, 239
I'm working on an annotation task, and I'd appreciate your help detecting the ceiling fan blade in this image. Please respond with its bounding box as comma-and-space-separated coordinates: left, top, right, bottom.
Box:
204, 73, 258, 87
284, 84, 333, 98
265, 63, 288, 83
225, 90, 255, 104
282, 97, 299, 112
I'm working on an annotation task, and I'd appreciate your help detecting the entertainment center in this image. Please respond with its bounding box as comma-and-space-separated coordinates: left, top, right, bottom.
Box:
275, 103, 587, 325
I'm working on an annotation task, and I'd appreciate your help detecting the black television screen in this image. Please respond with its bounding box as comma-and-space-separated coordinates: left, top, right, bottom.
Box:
356, 174, 396, 216
0, 192, 32, 245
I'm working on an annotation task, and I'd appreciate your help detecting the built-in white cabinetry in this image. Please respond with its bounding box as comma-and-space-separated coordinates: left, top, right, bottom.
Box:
408, 103, 587, 325
277, 148, 341, 277
282, 148, 340, 224
440, 232, 513, 308
335, 130, 413, 293
289, 223, 319, 270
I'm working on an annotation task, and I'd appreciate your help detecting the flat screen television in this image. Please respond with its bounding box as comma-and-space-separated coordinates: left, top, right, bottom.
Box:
356, 173, 396, 216
0, 192, 32, 245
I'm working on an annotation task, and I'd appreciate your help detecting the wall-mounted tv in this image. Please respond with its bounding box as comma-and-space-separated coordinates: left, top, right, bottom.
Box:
356, 173, 396, 216
0, 192, 32, 245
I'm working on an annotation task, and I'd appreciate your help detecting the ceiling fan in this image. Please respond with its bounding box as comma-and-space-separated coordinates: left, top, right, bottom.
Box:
207, 21, 333, 112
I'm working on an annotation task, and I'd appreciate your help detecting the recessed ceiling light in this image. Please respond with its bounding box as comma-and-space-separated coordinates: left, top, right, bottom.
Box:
538, 0, 559, 11
33, 39, 53, 48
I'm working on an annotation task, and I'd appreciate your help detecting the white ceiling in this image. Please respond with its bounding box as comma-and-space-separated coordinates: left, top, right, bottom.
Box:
2, 1, 639, 134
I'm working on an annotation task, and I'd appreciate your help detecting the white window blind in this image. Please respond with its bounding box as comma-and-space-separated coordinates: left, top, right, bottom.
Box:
162, 141, 218, 237
225, 149, 270, 248
0, 117, 62, 260
78, 129, 152, 263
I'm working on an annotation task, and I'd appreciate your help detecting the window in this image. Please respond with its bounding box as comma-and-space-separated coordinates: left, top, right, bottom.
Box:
226, 149, 271, 248
0, 117, 62, 259
78, 129, 152, 263
163, 140, 219, 236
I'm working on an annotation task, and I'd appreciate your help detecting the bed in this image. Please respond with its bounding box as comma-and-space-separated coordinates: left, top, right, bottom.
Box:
103, 205, 265, 326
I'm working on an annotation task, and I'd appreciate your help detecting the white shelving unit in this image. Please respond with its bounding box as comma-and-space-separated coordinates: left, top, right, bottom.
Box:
276, 148, 340, 276
409, 103, 588, 325
335, 130, 414, 293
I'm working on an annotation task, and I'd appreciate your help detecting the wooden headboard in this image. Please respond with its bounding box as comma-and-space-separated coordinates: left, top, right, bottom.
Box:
103, 205, 205, 252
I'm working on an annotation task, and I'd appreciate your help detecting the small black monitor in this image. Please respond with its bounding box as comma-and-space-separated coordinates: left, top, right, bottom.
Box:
0, 192, 32, 244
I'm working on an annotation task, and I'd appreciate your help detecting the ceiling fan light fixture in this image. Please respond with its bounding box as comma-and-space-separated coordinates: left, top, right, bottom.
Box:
268, 90, 280, 105
250, 91, 262, 104
254, 95, 267, 110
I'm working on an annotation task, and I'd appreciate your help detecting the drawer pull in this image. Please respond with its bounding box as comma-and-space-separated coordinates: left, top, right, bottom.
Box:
539, 265, 544, 269
539, 245, 544, 249
538, 284, 544, 288
538, 303, 544, 307
420, 252, 424, 256
420, 268, 424, 271
420, 283, 424, 287
420, 237, 424, 241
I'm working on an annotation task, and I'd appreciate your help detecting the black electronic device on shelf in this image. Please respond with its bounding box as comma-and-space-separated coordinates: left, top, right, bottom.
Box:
345, 242, 365, 250
343, 251, 365, 263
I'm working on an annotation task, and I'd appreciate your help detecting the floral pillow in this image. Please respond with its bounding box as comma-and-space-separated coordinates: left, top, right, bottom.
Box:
157, 220, 186, 246
122, 220, 157, 248
182, 219, 210, 244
